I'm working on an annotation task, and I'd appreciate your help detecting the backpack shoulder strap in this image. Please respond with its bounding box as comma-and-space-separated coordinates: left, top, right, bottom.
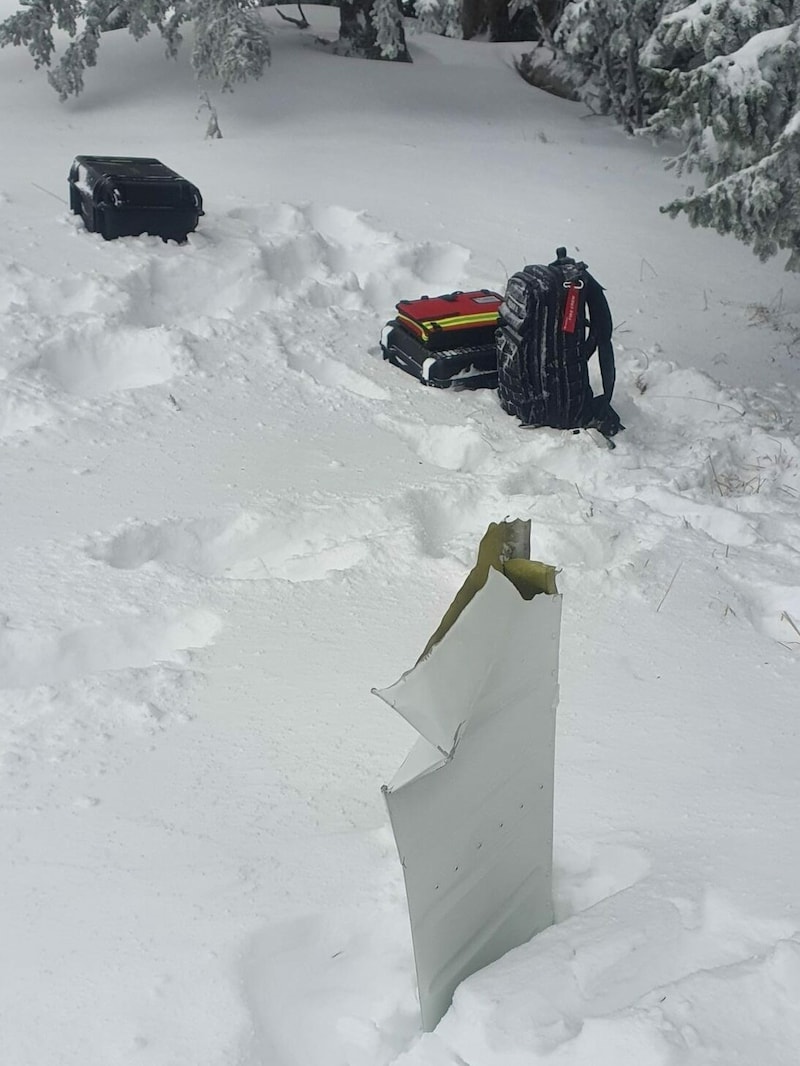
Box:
548, 247, 618, 412
583, 273, 615, 407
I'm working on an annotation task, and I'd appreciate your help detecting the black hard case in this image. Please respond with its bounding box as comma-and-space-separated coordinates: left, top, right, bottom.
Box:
68, 156, 203, 242
381, 320, 498, 390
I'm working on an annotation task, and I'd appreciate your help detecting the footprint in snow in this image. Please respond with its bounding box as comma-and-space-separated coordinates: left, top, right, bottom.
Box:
36, 322, 192, 398
399, 484, 498, 560
87, 509, 385, 583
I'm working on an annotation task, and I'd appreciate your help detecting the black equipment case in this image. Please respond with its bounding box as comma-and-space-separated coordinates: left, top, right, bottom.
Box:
68, 156, 204, 242
380, 290, 502, 389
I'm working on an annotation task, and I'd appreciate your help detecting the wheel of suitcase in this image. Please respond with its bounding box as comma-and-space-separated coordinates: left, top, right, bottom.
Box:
97, 209, 113, 241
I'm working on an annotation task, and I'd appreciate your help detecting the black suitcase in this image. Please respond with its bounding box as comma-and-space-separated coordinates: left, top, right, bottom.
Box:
380, 290, 501, 389
68, 156, 204, 242
381, 321, 498, 389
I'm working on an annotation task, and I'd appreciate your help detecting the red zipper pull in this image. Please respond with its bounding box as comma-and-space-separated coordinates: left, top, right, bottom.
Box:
562, 281, 583, 333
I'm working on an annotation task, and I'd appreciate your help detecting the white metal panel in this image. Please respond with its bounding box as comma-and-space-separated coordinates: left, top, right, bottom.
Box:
377, 568, 526, 758
389, 734, 447, 791
376, 568, 561, 1031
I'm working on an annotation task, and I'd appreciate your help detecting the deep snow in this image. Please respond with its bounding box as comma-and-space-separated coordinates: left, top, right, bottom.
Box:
1, 7, 799, 1065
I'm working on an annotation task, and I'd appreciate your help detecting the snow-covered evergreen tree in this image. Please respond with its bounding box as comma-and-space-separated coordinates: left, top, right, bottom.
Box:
647, 6, 800, 270
554, 0, 800, 269
555, 0, 669, 131
335, 0, 410, 59
372, 0, 413, 54
191, 0, 273, 88
0, 0, 271, 98
644, 0, 796, 70
661, 114, 800, 269
414, 0, 463, 39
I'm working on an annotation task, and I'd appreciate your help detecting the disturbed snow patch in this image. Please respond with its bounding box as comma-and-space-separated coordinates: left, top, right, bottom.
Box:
0, 665, 194, 791
240, 904, 418, 1066
36, 322, 193, 397
0, 202, 471, 438
109, 202, 471, 327
224, 202, 470, 312
0, 608, 221, 688
397, 885, 800, 1066
376, 414, 495, 473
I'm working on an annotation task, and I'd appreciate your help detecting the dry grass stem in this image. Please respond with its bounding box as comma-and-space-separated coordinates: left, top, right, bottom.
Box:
656, 562, 683, 613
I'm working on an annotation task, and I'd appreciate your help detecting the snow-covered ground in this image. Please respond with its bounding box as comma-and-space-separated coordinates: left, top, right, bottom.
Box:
1, 7, 799, 1065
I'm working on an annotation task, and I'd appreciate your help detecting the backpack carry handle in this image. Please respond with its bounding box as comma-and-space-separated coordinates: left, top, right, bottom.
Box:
551, 246, 586, 285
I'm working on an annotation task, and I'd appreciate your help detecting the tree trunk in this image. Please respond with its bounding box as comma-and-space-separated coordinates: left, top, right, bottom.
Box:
337, 0, 410, 61
461, 0, 484, 40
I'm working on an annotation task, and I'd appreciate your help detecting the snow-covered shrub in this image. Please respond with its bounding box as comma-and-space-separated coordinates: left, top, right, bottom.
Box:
0, 0, 272, 98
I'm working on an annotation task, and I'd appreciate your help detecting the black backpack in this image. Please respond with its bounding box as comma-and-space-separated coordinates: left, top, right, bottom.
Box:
496, 248, 623, 438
